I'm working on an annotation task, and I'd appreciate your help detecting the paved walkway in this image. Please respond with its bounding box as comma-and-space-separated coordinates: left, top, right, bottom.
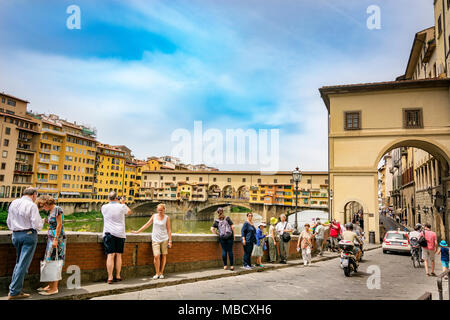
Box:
94, 247, 449, 300
1, 244, 381, 300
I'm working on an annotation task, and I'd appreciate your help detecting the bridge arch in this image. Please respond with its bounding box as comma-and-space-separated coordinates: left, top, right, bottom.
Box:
222, 185, 236, 199
237, 185, 249, 200
208, 184, 221, 199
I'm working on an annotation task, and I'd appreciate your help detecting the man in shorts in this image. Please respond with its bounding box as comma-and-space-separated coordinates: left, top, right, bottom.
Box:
101, 192, 132, 283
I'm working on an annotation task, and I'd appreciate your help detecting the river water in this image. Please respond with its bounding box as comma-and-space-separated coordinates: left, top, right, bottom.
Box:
62, 212, 263, 234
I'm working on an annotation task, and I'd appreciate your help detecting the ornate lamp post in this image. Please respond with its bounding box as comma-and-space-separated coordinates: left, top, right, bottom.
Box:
292, 166, 302, 235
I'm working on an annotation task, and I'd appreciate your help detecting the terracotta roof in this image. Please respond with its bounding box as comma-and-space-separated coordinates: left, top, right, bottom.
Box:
0, 92, 29, 103
319, 78, 450, 112
142, 170, 328, 175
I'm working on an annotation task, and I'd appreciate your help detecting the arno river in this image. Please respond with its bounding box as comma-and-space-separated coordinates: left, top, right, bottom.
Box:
63, 211, 263, 234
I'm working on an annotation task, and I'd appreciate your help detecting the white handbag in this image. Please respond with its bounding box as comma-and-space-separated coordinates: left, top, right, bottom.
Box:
40, 248, 63, 282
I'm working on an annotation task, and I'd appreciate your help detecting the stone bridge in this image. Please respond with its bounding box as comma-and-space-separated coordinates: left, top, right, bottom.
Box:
130, 198, 328, 222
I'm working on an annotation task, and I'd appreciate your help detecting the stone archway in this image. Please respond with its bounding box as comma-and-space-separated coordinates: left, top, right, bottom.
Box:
222, 185, 235, 199
208, 185, 221, 199
321, 79, 450, 243
237, 185, 249, 200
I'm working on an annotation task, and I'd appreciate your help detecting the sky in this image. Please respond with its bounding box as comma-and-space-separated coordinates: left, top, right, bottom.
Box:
0, 0, 435, 172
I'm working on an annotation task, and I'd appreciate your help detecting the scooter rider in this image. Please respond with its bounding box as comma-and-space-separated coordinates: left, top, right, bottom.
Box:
342, 223, 363, 263
409, 224, 423, 258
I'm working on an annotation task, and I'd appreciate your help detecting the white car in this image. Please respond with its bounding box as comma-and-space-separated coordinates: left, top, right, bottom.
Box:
382, 230, 411, 254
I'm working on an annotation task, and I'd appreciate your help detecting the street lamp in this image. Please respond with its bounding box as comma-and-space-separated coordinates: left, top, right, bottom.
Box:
292, 166, 302, 235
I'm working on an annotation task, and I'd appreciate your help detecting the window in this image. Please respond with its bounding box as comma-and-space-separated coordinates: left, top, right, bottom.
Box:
5, 127, 10, 135
2, 151, 7, 158
6, 99, 16, 106
403, 109, 423, 129
274, 179, 278, 183
242, 178, 246, 182
3, 139, 8, 147
438, 15, 442, 37
307, 179, 312, 184
199, 177, 203, 182
1, 163, 5, 170
0, 175, 3, 182
344, 111, 361, 130
227, 178, 231, 182
257, 178, 261, 184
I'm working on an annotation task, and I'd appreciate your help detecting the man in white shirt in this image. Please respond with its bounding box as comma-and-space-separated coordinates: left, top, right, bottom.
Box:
314, 219, 325, 256
275, 214, 293, 264
7, 187, 44, 300
101, 191, 132, 283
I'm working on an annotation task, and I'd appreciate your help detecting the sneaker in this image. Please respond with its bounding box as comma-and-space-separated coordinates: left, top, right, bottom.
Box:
243, 265, 252, 270
158, 274, 164, 279
153, 275, 159, 280
7, 292, 30, 300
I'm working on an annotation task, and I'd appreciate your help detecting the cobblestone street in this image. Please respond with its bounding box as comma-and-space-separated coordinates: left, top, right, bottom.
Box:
93, 248, 448, 300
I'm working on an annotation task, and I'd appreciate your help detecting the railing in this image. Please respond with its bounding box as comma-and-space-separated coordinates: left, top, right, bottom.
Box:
437, 270, 450, 300
417, 292, 432, 300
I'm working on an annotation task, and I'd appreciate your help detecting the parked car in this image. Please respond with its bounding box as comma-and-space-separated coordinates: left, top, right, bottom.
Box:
382, 230, 411, 254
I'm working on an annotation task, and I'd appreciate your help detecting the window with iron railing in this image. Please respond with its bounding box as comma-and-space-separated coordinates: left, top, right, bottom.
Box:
403, 109, 423, 129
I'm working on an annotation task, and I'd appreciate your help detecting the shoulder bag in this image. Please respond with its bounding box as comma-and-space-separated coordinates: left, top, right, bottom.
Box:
40, 247, 63, 282
281, 222, 291, 242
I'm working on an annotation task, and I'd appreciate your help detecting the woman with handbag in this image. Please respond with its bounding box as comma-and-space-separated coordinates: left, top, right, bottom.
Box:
275, 214, 293, 264
297, 223, 313, 266
252, 222, 267, 268
36, 195, 66, 296
241, 212, 257, 269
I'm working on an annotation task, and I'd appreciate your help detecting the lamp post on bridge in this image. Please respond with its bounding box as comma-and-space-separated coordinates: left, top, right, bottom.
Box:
292, 166, 302, 235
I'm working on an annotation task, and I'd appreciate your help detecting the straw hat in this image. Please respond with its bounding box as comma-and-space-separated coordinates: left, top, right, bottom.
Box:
270, 217, 278, 225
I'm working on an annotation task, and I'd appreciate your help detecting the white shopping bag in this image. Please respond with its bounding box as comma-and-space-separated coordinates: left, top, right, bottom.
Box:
40, 249, 63, 282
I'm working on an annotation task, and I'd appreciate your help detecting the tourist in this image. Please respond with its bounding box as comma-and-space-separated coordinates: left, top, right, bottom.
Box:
210, 207, 235, 271
133, 203, 172, 279
101, 191, 132, 284
241, 212, 257, 269
267, 217, 278, 263
252, 222, 267, 268
275, 214, 293, 264
313, 219, 325, 256
36, 195, 66, 296
436, 240, 449, 280
6, 187, 44, 300
297, 223, 313, 266
422, 223, 438, 276
329, 219, 341, 251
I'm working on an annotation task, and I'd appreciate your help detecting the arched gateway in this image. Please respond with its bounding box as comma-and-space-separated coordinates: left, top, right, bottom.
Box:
320, 78, 450, 243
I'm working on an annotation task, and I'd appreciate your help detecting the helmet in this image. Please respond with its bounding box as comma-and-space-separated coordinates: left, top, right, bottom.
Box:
415, 223, 422, 231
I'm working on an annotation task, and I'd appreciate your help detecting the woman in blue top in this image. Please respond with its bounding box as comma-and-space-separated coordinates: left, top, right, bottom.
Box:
252, 223, 267, 268
36, 195, 66, 296
241, 212, 256, 269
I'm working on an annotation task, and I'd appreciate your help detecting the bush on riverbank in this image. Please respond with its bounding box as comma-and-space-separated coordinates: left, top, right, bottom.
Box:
67, 211, 102, 220
230, 206, 251, 213
0, 210, 7, 225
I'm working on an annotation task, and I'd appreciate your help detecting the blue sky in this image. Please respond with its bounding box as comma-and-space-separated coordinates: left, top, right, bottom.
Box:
0, 0, 435, 171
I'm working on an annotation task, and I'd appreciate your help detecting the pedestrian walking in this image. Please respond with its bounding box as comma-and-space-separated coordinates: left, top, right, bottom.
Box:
329, 219, 341, 251
36, 195, 66, 296
210, 208, 235, 271
241, 212, 257, 269
275, 214, 293, 264
6, 187, 44, 300
267, 217, 278, 263
101, 192, 132, 284
252, 222, 267, 268
313, 219, 325, 256
297, 223, 313, 266
133, 203, 172, 279
436, 240, 449, 280
422, 223, 438, 276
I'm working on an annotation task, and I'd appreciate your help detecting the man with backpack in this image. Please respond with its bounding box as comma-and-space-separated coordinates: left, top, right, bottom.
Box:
211, 208, 236, 271
421, 223, 438, 276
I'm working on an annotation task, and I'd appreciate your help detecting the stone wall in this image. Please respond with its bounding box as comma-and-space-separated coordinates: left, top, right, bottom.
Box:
0, 231, 300, 294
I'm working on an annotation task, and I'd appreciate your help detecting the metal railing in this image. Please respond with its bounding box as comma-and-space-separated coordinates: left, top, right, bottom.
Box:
437, 270, 450, 300
417, 292, 432, 300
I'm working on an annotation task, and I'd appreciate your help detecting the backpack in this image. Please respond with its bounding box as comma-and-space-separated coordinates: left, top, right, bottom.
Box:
418, 231, 428, 248
217, 218, 233, 240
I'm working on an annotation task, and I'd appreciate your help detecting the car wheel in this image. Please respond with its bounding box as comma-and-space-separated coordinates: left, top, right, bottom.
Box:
383, 250, 388, 254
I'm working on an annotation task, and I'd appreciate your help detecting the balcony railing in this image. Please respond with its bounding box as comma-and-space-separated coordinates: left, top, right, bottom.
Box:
39, 158, 50, 163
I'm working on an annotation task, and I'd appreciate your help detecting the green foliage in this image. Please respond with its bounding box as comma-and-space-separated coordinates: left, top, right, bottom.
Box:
0, 210, 8, 225
230, 206, 251, 213
67, 211, 102, 220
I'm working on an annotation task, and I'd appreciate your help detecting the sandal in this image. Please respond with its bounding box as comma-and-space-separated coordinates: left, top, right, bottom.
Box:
431, 273, 436, 277
107, 279, 114, 284
114, 278, 122, 282
230, 266, 234, 271
37, 286, 49, 292
223, 266, 227, 270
